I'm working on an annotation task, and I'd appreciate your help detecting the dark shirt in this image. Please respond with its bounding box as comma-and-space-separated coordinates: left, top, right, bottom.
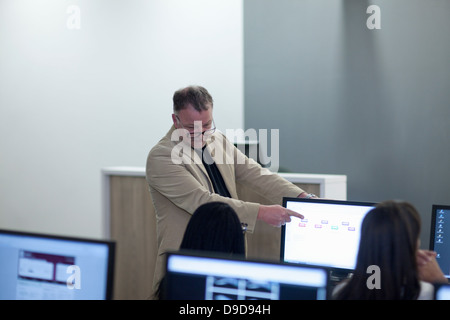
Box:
200, 146, 231, 198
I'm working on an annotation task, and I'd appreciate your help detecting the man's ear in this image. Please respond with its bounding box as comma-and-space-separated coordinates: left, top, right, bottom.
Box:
172, 114, 178, 128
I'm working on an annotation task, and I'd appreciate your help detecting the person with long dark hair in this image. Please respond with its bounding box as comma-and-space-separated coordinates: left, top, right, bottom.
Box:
156, 202, 246, 299
333, 200, 447, 300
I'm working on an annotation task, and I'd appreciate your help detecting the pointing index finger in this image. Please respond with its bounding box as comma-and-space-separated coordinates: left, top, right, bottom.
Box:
287, 209, 304, 220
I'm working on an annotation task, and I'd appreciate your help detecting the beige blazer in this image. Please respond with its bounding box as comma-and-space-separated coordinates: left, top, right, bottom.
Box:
146, 125, 304, 297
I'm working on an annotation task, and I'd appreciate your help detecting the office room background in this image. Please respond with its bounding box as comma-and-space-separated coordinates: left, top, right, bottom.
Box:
0, 0, 449, 249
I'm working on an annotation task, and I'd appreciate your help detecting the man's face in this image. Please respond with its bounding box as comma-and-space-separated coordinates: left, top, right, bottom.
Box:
172, 104, 214, 148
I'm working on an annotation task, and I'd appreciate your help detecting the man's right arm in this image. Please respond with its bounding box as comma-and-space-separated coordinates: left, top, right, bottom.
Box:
257, 204, 304, 228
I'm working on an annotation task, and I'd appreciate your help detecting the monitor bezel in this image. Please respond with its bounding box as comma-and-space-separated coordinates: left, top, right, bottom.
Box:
280, 197, 376, 274
0, 228, 116, 300
163, 249, 331, 300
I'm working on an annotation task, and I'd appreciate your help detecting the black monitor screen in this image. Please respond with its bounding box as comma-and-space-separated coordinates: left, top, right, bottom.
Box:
430, 204, 450, 279
164, 251, 329, 300
0, 229, 115, 300
281, 198, 375, 271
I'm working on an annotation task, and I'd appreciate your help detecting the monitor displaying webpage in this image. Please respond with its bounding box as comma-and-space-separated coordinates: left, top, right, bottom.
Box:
0, 230, 114, 300
281, 198, 375, 271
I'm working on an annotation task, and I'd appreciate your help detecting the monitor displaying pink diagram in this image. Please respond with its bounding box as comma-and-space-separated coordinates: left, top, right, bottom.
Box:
281, 198, 375, 272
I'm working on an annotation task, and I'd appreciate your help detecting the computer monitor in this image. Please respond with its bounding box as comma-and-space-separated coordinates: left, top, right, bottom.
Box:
429, 204, 450, 279
163, 251, 329, 300
281, 198, 376, 273
0, 229, 115, 300
435, 284, 450, 300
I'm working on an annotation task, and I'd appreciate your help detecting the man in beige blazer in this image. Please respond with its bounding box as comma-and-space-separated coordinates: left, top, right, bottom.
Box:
146, 85, 316, 298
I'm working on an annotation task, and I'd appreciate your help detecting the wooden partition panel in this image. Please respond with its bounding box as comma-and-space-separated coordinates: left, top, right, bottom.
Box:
109, 176, 156, 300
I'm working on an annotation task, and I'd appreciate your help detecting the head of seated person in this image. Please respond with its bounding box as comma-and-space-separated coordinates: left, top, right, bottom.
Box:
156, 202, 245, 299
334, 200, 424, 300
179, 201, 246, 256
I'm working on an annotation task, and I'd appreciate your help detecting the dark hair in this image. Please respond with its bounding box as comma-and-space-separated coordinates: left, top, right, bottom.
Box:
173, 85, 213, 113
157, 202, 244, 299
334, 200, 422, 300
179, 202, 245, 256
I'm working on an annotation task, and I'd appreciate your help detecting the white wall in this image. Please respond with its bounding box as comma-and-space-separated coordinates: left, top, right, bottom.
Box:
0, 0, 244, 239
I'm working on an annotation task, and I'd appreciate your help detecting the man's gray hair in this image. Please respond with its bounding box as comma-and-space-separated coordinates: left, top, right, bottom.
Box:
173, 85, 213, 114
